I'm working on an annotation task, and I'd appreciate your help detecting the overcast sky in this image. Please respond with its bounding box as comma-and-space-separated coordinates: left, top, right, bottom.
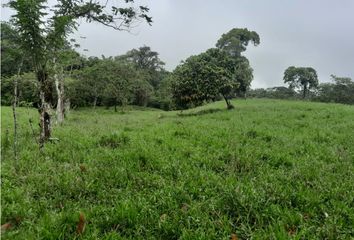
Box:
2, 0, 354, 88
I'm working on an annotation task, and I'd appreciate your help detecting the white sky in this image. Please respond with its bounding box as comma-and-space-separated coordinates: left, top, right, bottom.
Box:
2, 0, 354, 88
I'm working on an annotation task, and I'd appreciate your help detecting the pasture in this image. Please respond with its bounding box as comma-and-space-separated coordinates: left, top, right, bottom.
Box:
1, 99, 354, 239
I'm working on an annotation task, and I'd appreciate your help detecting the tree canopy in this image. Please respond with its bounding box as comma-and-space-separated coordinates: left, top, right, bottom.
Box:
171, 28, 261, 110
283, 66, 319, 98
172, 48, 237, 109
119, 46, 166, 89
216, 28, 260, 57
216, 28, 260, 97
315, 75, 354, 104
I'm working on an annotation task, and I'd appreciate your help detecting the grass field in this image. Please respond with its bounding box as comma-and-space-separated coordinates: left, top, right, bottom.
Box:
1, 99, 354, 239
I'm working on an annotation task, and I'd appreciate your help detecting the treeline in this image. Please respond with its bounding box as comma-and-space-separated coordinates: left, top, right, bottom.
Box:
1, 51, 174, 111
1, 22, 260, 111
249, 75, 354, 105
2, 21, 353, 115
1, 21, 172, 110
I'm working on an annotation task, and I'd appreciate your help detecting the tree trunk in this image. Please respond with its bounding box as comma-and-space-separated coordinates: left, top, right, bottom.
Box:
53, 58, 65, 124
38, 69, 52, 148
223, 94, 234, 110
303, 85, 308, 99
54, 75, 65, 124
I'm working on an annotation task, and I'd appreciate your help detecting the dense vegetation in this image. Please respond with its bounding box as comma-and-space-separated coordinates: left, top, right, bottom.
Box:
1, 21, 171, 110
1, 99, 354, 239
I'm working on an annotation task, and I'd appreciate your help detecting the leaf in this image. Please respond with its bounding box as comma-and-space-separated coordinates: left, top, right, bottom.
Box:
76, 213, 85, 235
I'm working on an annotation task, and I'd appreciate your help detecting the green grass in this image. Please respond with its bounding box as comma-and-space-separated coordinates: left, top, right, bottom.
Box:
1, 99, 354, 239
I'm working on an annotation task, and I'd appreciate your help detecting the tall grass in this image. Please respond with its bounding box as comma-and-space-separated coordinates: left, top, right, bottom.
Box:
1, 99, 354, 239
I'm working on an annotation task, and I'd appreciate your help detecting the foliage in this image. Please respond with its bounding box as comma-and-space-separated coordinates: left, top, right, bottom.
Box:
216, 28, 260, 57
171, 48, 236, 109
233, 57, 254, 97
119, 46, 166, 89
101, 60, 139, 110
314, 75, 354, 104
1, 73, 39, 106
69, 57, 154, 109
216, 28, 260, 97
170, 28, 260, 110
283, 66, 319, 98
131, 77, 154, 107
1, 99, 354, 239
122, 46, 165, 72
149, 73, 175, 110
248, 87, 297, 99
0, 22, 32, 77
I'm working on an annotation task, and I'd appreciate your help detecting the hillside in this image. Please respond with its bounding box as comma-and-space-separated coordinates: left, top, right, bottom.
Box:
1, 99, 354, 239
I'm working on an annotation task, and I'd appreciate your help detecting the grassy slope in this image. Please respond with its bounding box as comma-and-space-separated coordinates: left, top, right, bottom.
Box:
1, 99, 354, 239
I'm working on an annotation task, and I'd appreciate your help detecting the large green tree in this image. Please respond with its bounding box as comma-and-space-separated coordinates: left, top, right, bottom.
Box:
216, 28, 260, 97
172, 48, 237, 109
283, 66, 319, 98
7, 0, 152, 146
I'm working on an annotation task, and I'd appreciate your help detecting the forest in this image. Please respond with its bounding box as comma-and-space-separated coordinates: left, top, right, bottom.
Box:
1, 0, 354, 239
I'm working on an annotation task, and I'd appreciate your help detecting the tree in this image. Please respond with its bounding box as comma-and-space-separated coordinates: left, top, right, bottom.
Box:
7, 0, 152, 147
248, 87, 297, 99
216, 28, 260, 97
120, 46, 165, 89
51, 44, 85, 123
100, 60, 137, 111
1, 22, 32, 78
233, 57, 254, 98
1, 72, 39, 106
122, 46, 164, 71
216, 28, 260, 57
283, 66, 319, 98
331, 75, 354, 104
131, 77, 154, 107
316, 75, 354, 104
70, 62, 106, 108
150, 72, 174, 110
171, 48, 237, 109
